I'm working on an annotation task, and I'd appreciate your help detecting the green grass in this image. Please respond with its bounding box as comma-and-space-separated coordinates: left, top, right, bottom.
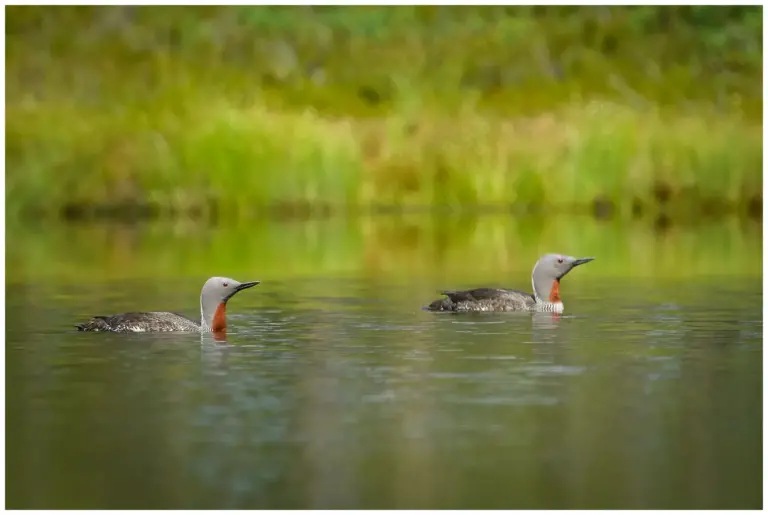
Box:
7, 99, 761, 219
5, 6, 763, 220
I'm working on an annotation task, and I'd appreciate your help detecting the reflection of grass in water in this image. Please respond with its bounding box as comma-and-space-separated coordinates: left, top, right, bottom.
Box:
6, 216, 761, 287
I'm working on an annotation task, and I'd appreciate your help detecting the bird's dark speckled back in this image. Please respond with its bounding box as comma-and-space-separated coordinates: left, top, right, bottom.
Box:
426, 288, 537, 312
76, 312, 200, 332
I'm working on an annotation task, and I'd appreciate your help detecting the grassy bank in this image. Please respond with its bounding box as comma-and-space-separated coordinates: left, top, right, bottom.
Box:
5, 6, 763, 220
6, 100, 762, 220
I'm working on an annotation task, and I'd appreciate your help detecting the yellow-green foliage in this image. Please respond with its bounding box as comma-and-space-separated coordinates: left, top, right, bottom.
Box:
5, 6, 763, 219
7, 99, 761, 218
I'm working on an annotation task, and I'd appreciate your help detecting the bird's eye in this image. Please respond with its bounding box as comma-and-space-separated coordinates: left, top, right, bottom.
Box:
557, 257, 564, 264
223, 281, 229, 287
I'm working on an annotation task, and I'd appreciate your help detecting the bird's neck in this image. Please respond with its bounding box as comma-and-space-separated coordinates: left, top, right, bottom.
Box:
548, 279, 561, 303
201, 301, 227, 333
533, 278, 564, 312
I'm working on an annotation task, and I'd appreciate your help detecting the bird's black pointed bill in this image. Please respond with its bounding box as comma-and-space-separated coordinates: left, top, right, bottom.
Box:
572, 257, 595, 266
236, 281, 261, 291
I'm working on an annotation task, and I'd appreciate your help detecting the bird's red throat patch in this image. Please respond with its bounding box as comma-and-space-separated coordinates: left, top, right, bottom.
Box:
211, 302, 227, 333
549, 280, 562, 303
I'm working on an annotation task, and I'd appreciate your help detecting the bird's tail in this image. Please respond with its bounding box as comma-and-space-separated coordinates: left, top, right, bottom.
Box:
423, 297, 455, 312
75, 316, 111, 332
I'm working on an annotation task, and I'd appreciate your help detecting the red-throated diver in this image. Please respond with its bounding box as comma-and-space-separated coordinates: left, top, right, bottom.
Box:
425, 254, 594, 313
75, 277, 260, 332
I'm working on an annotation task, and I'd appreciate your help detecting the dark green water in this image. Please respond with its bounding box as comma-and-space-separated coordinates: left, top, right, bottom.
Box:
6, 267, 762, 509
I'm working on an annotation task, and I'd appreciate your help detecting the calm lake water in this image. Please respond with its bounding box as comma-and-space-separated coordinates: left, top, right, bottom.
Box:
5, 218, 763, 509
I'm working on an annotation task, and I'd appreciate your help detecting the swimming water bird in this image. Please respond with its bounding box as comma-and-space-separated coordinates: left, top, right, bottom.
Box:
76, 277, 260, 333
425, 254, 594, 313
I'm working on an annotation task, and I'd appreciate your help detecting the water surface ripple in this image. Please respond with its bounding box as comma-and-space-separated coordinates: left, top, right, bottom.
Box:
6, 277, 762, 509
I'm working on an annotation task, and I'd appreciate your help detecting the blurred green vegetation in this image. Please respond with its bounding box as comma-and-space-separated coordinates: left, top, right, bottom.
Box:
5, 6, 763, 220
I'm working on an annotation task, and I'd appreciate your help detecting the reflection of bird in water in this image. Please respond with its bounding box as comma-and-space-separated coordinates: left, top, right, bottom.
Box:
425, 254, 594, 313
532, 311, 563, 331
76, 277, 260, 335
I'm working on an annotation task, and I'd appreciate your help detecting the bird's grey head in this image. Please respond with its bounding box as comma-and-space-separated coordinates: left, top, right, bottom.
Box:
531, 254, 594, 302
200, 276, 260, 329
